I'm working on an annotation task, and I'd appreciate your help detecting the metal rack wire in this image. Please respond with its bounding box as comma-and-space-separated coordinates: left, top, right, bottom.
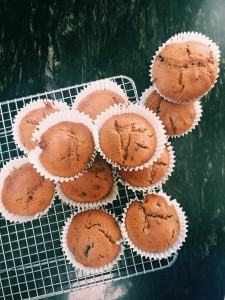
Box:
0, 75, 177, 300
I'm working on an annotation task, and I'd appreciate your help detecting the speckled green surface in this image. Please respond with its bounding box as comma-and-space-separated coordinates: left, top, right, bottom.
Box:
1, 1, 225, 299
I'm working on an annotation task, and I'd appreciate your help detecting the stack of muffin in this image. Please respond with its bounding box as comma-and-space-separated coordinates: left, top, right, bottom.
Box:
0, 32, 219, 274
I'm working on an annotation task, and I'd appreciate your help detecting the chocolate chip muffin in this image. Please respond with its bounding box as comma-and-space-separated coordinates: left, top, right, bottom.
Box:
118, 145, 170, 187
144, 90, 196, 135
67, 210, 121, 267
1, 163, 54, 215
60, 155, 113, 203
99, 113, 157, 168
76, 90, 126, 119
125, 194, 180, 252
152, 41, 218, 102
39, 121, 95, 177
19, 102, 58, 150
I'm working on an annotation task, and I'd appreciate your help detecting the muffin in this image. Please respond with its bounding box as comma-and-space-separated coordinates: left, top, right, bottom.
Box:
73, 78, 129, 120
118, 145, 170, 187
39, 121, 95, 177
99, 113, 157, 168
1, 162, 54, 215
125, 194, 180, 252
144, 90, 197, 135
151, 41, 218, 102
66, 209, 121, 268
60, 155, 114, 203
19, 102, 58, 150
76, 90, 126, 119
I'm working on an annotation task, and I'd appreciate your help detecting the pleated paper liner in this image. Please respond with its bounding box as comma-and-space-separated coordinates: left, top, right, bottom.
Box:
140, 86, 202, 138
29, 109, 98, 182
116, 142, 175, 193
55, 168, 119, 210
94, 102, 167, 171
120, 191, 188, 260
0, 156, 55, 223
149, 31, 220, 104
72, 78, 129, 120
61, 208, 124, 275
12, 99, 69, 154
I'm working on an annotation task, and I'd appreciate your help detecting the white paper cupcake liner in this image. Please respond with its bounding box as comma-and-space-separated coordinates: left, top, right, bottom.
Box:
95, 103, 167, 171
29, 109, 98, 182
72, 78, 129, 120
61, 208, 124, 275
140, 86, 203, 138
0, 156, 55, 223
55, 169, 119, 209
150, 31, 220, 104
116, 142, 175, 192
12, 99, 69, 154
121, 191, 188, 260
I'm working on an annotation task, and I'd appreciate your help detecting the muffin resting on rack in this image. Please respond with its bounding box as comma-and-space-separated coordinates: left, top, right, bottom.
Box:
67, 209, 121, 267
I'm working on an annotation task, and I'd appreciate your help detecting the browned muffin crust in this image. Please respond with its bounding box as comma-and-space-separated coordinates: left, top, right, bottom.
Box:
2, 163, 54, 215
67, 209, 121, 267
145, 90, 196, 135
60, 155, 113, 202
77, 90, 125, 119
39, 121, 95, 177
19, 102, 58, 150
125, 194, 180, 252
152, 41, 218, 102
99, 113, 157, 168
119, 145, 170, 187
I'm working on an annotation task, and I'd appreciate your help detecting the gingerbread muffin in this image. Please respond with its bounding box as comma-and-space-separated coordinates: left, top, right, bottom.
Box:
144, 90, 196, 135
66, 210, 121, 267
152, 41, 218, 102
76, 90, 125, 119
118, 145, 170, 187
99, 113, 157, 168
125, 194, 180, 252
1, 163, 54, 215
60, 155, 113, 203
19, 102, 58, 150
39, 121, 95, 177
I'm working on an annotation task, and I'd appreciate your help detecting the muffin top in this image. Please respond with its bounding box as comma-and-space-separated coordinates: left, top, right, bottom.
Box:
67, 209, 121, 267
152, 41, 218, 102
99, 113, 157, 168
118, 145, 170, 187
19, 102, 58, 150
77, 90, 125, 119
60, 155, 113, 202
145, 90, 196, 135
125, 194, 180, 252
1, 163, 54, 215
39, 121, 95, 177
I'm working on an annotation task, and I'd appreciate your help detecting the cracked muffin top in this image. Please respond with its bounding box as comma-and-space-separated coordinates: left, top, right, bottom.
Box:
152, 41, 218, 102
19, 102, 58, 150
99, 113, 157, 168
145, 90, 196, 135
76, 90, 126, 120
39, 121, 95, 177
125, 194, 180, 252
118, 145, 170, 187
60, 155, 113, 202
67, 209, 121, 267
1, 162, 54, 215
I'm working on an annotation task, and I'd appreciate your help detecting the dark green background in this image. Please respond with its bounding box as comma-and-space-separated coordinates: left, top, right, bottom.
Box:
1, 1, 225, 299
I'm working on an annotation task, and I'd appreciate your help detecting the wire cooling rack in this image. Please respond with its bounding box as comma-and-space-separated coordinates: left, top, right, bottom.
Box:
0, 75, 177, 300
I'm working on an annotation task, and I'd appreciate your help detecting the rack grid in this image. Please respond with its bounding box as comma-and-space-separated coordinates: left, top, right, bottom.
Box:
0, 75, 177, 300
